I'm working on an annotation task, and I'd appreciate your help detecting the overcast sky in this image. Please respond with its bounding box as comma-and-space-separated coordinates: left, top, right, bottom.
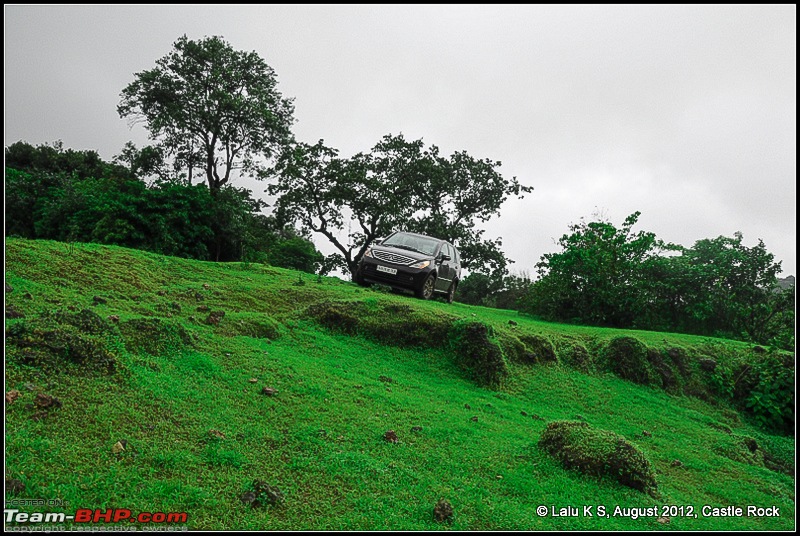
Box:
4, 5, 796, 276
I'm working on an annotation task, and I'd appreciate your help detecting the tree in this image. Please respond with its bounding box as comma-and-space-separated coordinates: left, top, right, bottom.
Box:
269, 134, 532, 277
519, 212, 666, 327
118, 35, 295, 195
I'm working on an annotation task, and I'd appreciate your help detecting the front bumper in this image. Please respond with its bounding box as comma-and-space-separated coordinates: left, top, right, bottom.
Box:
357, 257, 431, 290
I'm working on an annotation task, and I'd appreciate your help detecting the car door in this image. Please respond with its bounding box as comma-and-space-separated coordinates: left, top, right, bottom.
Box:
437, 243, 455, 291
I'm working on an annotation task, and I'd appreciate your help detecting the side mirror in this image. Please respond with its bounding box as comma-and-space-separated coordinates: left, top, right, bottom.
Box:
441, 254, 451, 261
374, 238, 383, 245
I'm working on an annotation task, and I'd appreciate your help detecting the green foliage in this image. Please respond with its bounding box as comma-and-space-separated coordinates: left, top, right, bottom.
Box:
5, 140, 324, 266
118, 35, 295, 193
269, 134, 532, 277
745, 352, 795, 434
520, 213, 795, 349
539, 421, 659, 497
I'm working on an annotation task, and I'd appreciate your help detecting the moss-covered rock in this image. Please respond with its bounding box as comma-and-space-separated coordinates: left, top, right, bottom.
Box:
601, 336, 657, 386
539, 420, 658, 497
449, 321, 508, 387
518, 334, 558, 364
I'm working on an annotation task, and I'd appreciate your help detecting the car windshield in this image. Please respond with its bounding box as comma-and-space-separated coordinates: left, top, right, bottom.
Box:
382, 233, 440, 256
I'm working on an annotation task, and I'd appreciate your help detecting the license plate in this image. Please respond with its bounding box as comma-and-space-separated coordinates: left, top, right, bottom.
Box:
376, 265, 397, 275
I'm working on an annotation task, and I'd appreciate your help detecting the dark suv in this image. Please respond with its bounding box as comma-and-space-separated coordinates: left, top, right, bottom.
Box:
355, 231, 461, 302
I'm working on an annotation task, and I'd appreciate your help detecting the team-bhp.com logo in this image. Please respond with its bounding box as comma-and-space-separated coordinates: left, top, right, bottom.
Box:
5, 508, 188, 524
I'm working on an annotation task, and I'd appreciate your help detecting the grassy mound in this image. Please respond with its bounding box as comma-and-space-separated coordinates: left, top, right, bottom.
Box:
5, 308, 120, 374
118, 317, 193, 356
539, 420, 659, 497
449, 320, 509, 387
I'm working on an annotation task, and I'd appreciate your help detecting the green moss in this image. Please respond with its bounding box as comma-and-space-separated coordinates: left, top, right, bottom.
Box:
449, 320, 508, 387
118, 318, 193, 356
601, 336, 657, 386
539, 420, 658, 497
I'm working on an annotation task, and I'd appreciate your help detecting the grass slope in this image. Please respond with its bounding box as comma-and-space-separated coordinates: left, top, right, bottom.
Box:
4, 239, 795, 530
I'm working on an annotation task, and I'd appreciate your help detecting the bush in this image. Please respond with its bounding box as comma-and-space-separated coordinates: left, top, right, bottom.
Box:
539, 420, 658, 497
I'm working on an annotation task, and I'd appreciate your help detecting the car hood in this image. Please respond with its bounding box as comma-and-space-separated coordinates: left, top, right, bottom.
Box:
372, 244, 433, 262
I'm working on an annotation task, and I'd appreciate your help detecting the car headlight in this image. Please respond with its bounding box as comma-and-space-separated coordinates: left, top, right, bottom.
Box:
409, 260, 430, 269
364, 248, 373, 258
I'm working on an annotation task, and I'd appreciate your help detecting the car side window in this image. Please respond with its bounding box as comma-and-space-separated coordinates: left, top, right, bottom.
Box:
444, 243, 453, 260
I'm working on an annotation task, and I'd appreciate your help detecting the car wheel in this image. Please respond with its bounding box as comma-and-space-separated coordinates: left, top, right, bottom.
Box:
354, 271, 369, 287
446, 281, 456, 304
416, 273, 436, 300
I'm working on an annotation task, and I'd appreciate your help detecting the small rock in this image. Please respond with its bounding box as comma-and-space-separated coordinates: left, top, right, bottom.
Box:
433, 499, 454, 523
670, 460, 683, 468
642, 430, 652, 437
112, 440, 126, 454
6, 478, 25, 495
6, 390, 21, 404
248, 480, 284, 507
411, 426, 423, 433
261, 387, 277, 396
203, 283, 211, 290
240, 491, 256, 506
108, 315, 120, 323
34, 393, 62, 409
383, 430, 399, 443
470, 416, 478, 422
657, 516, 670, 524
464, 404, 471, 410
206, 311, 225, 326
92, 296, 107, 305
24, 292, 33, 300
248, 378, 258, 383
508, 320, 518, 326
495, 475, 503, 480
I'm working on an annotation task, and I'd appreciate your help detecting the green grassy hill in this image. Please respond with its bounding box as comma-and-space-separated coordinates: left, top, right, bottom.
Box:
4, 238, 795, 530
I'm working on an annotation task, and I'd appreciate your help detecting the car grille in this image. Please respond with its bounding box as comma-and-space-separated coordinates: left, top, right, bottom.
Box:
373, 250, 415, 265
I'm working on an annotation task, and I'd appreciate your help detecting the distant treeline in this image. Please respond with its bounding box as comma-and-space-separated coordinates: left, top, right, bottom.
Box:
4, 140, 323, 272
458, 213, 795, 350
